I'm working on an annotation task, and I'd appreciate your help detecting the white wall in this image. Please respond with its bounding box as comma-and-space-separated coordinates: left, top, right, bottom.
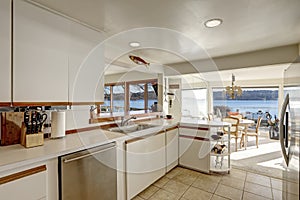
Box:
104, 71, 158, 83
167, 78, 182, 120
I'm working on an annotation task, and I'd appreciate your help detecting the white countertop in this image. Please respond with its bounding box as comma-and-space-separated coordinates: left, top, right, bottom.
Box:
0, 118, 177, 173
0, 118, 227, 173
180, 118, 231, 128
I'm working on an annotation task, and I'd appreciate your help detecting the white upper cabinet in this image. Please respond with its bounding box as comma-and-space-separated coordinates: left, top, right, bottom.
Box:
0, 0, 11, 104
13, 0, 105, 104
13, 0, 69, 103
68, 21, 105, 104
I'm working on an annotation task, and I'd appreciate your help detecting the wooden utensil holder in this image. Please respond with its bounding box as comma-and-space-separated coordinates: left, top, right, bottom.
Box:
21, 123, 44, 148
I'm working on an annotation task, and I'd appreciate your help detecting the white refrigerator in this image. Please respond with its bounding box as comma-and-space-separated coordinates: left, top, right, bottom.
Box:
279, 62, 300, 197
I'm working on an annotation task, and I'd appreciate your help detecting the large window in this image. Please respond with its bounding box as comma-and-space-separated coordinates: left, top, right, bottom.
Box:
103, 83, 125, 113
103, 79, 158, 113
181, 88, 207, 118
213, 87, 279, 121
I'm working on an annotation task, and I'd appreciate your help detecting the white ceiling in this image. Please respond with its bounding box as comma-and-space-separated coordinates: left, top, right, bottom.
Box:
32, 0, 300, 78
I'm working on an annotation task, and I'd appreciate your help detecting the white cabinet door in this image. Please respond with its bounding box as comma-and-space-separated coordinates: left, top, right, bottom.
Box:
166, 127, 179, 172
68, 21, 105, 104
179, 128, 210, 173
0, 0, 11, 104
13, 0, 69, 103
0, 165, 47, 200
126, 132, 166, 199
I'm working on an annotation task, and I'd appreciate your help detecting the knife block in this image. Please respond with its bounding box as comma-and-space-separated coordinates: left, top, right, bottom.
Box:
21, 123, 44, 148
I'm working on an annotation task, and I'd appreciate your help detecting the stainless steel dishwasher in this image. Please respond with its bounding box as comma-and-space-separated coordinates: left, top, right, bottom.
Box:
58, 142, 117, 200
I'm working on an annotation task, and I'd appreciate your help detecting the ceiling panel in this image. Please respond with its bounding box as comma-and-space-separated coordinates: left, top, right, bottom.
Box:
32, 0, 300, 66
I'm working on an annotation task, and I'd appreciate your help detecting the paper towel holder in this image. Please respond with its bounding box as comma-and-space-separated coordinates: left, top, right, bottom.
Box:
50, 110, 66, 139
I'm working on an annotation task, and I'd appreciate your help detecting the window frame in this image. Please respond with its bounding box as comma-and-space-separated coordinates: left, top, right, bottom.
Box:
104, 79, 158, 114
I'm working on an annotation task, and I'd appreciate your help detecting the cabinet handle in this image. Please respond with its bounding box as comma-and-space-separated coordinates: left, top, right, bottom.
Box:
0, 165, 46, 185
63, 146, 115, 163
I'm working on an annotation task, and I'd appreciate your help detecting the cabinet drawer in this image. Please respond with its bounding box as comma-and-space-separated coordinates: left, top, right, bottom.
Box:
0, 165, 47, 200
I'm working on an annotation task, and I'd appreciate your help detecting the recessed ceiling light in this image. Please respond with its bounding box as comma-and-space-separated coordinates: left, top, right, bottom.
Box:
204, 18, 223, 28
129, 42, 140, 47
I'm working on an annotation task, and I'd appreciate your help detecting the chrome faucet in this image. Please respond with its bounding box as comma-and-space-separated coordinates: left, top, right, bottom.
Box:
121, 116, 137, 126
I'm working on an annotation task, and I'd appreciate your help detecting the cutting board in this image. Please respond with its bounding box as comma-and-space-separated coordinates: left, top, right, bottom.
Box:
1, 112, 24, 146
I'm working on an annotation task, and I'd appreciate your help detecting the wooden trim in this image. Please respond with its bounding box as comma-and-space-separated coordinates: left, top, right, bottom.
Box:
144, 83, 148, 111
126, 79, 157, 85
125, 82, 130, 113
179, 126, 209, 131
166, 126, 178, 132
11, 102, 103, 107
66, 123, 120, 134
0, 102, 11, 107
65, 126, 101, 134
179, 134, 210, 141
109, 85, 113, 112
12, 102, 69, 107
105, 82, 125, 87
90, 111, 161, 124
125, 137, 144, 144
156, 130, 165, 135
69, 102, 104, 106
0, 165, 46, 185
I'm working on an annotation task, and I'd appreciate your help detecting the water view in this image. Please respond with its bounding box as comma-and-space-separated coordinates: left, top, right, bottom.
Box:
213, 99, 279, 119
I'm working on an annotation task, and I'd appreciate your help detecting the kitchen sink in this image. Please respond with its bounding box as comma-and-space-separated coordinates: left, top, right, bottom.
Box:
107, 124, 158, 134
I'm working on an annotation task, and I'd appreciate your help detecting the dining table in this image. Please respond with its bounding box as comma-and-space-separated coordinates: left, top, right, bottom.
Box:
239, 119, 255, 149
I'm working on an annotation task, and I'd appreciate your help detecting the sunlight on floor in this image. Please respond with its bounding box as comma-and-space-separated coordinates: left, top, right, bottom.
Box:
231, 139, 281, 160
257, 157, 286, 170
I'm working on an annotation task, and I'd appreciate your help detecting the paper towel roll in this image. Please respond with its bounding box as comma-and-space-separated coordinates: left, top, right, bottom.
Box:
51, 111, 65, 138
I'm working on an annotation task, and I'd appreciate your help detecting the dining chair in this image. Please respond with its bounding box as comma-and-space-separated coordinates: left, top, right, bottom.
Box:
240, 116, 262, 148
222, 117, 240, 151
229, 114, 245, 133
230, 113, 243, 119
207, 113, 214, 121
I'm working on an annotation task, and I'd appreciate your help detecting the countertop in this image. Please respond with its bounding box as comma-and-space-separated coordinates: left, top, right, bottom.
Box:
0, 118, 228, 173
180, 118, 231, 128
0, 118, 177, 173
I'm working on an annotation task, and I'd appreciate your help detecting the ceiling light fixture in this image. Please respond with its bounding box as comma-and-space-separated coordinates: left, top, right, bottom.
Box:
224, 74, 243, 99
129, 42, 140, 47
204, 18, 223, 28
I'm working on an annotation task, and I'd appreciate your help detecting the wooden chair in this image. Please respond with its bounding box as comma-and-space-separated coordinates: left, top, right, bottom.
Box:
240, 116, 262, 148
207, 113, 214, 121
230, 113, 243, 119
222, 117, 240, 151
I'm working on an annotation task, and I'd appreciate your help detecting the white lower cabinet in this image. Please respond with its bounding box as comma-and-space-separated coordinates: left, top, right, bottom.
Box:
0, 164, 47, 200
166, 127, 179, 172
179, 128, 211, 173
126, 132, 166, 199
179, 126, 231, 173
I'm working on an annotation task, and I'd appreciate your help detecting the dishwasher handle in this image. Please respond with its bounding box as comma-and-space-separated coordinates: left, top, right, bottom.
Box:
63, 146, 116, 163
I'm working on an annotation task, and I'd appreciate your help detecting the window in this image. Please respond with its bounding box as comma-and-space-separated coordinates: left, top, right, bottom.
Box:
181, 89, 207, 118
103, 83, 125, 113
212, 87, 279, 122
104, 79, 158, 114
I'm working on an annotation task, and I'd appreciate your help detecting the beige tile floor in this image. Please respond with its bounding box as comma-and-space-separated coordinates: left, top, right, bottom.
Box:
132, 167, 299, 200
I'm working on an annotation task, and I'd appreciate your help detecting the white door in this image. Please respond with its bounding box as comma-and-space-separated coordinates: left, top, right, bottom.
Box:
13, 0, 69, 103
166, 127, 179, 172
179, 128, 210, 173
68, 21, 105, 104
126, 133, 166, 199
0, 0, 11, 104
